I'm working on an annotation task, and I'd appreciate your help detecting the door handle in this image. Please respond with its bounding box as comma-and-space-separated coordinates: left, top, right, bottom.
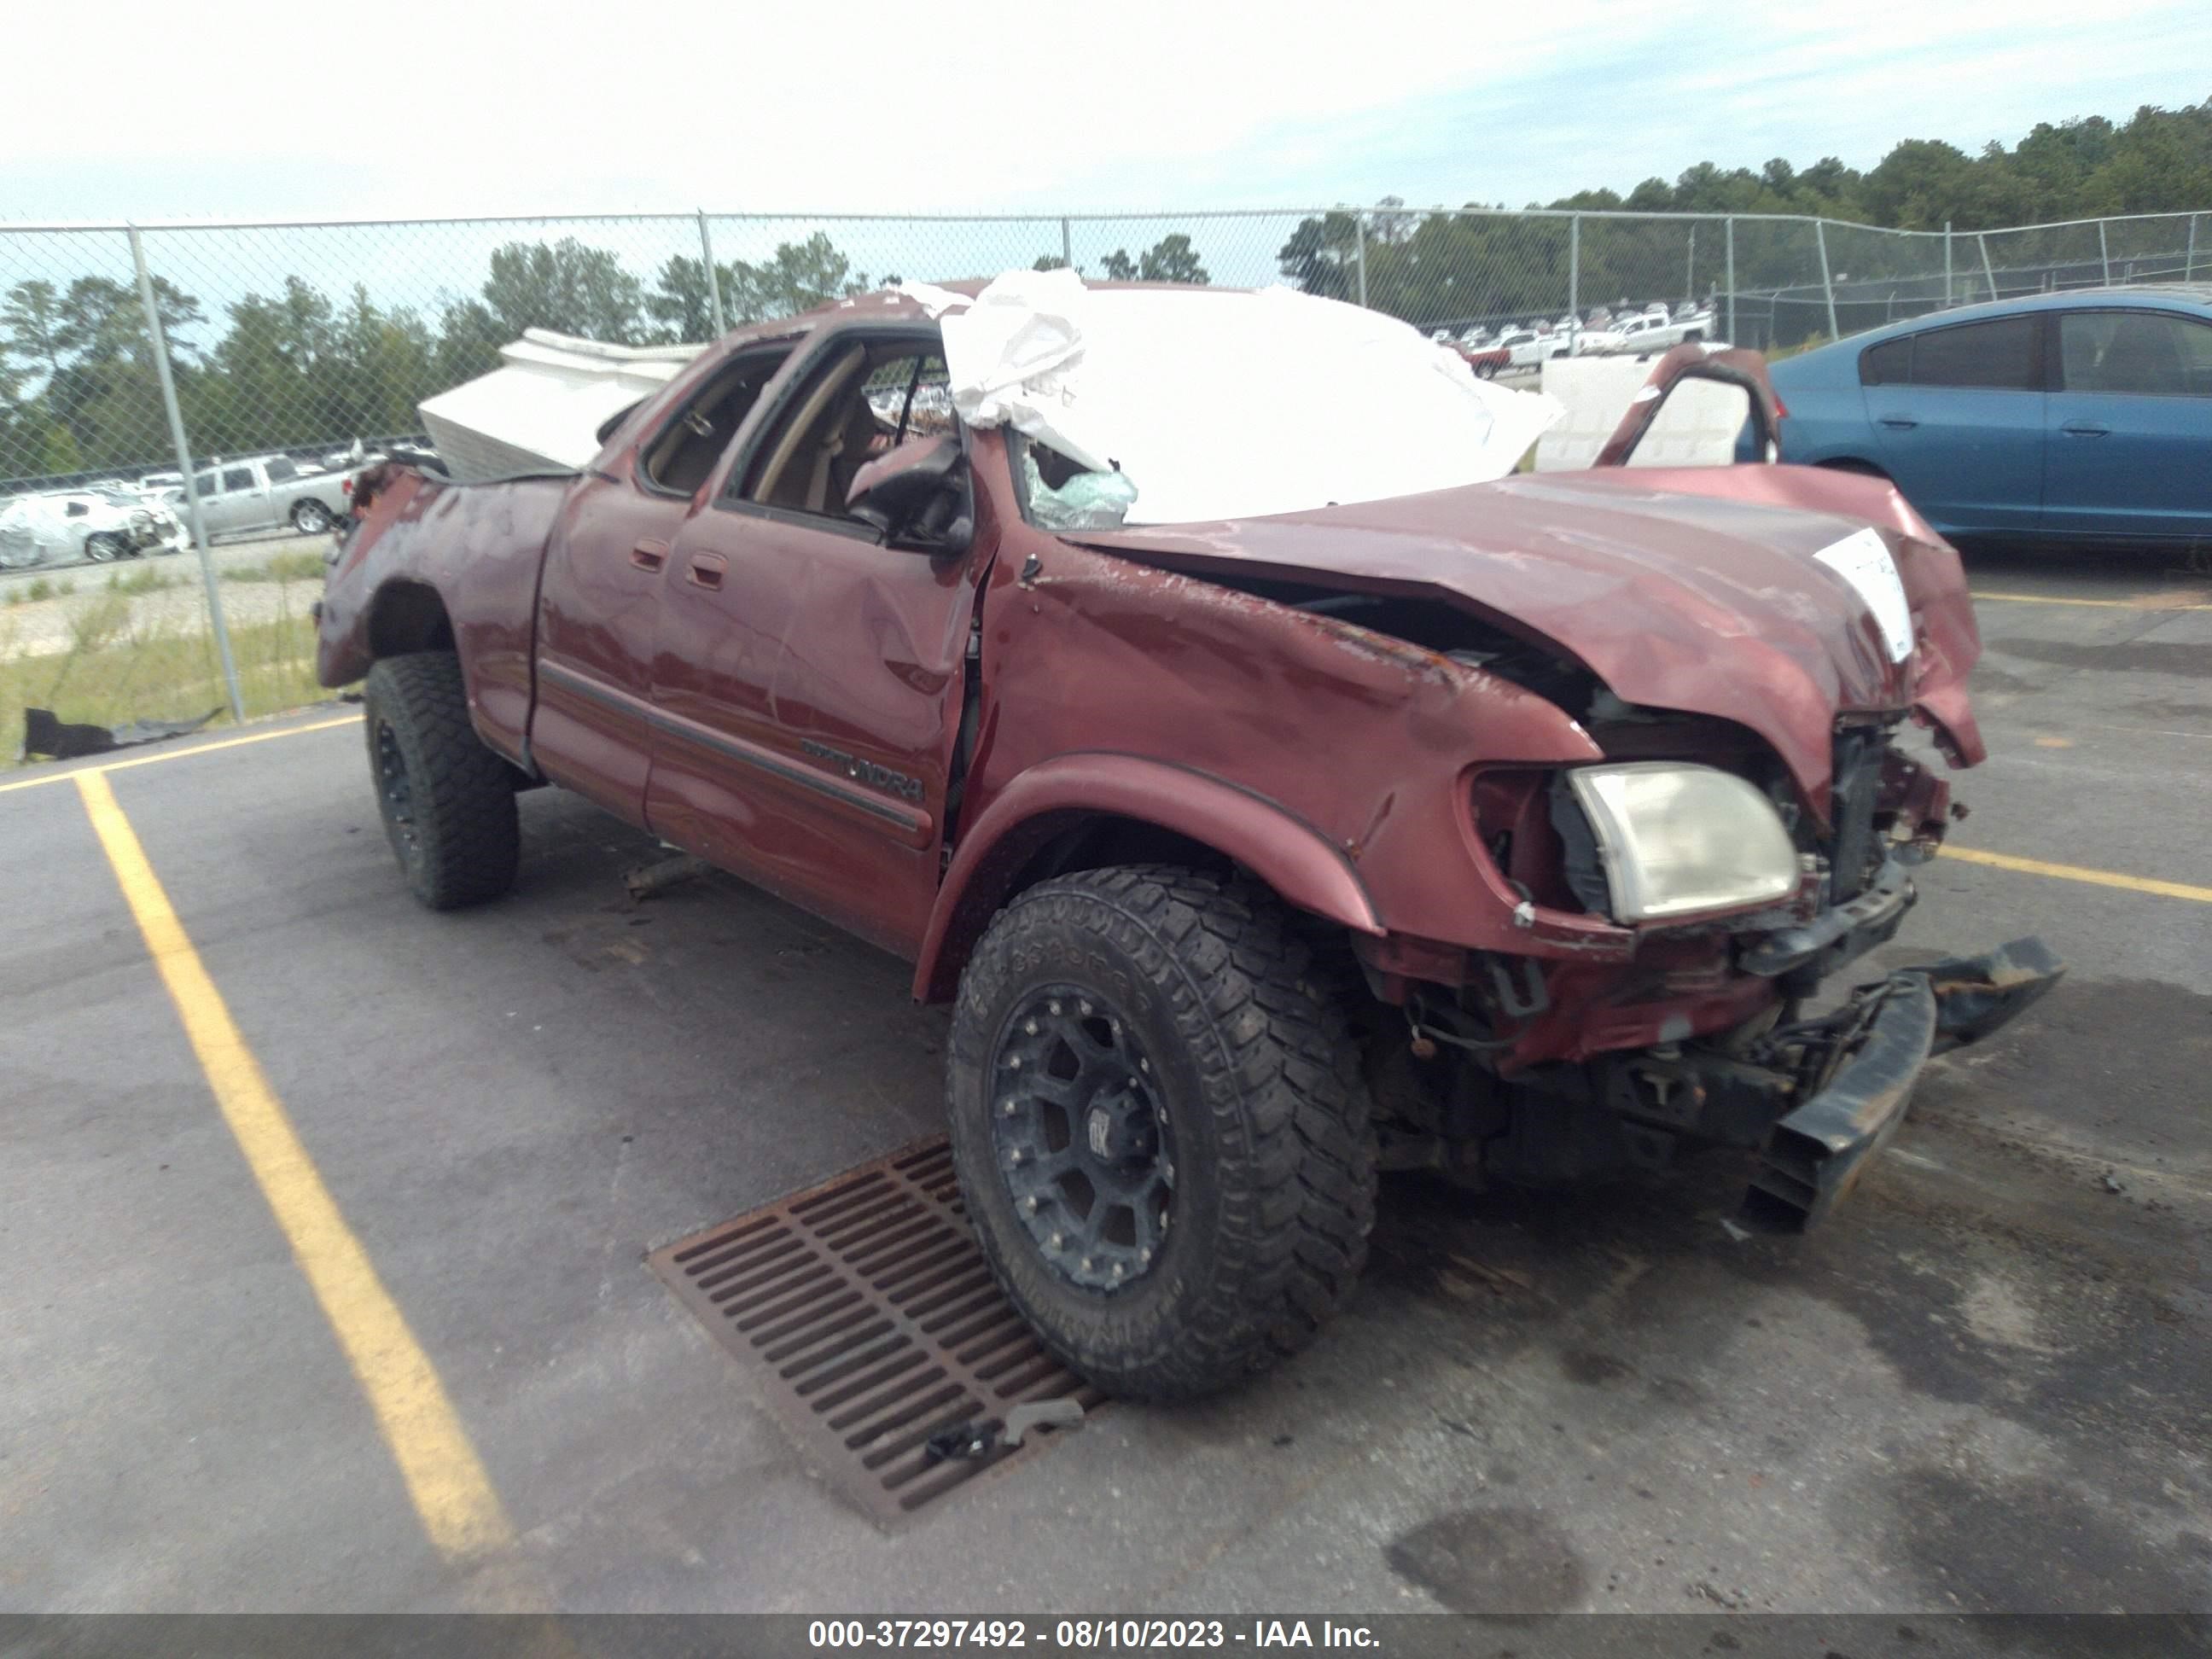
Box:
2061, 420, 2110, 437
631, 539, 669, 573
1878, 416, 1918, 430
687, 552, 727, 591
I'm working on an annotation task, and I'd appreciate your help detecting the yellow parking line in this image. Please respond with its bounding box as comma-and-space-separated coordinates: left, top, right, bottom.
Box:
1971, 590, 2212, 612
1941, 843, 2212, 904
0, 713, 359, 797
74, 769, 514, 1562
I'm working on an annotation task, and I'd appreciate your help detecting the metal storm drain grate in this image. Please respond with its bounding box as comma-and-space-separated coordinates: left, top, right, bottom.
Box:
649, 1137, 1103, 1527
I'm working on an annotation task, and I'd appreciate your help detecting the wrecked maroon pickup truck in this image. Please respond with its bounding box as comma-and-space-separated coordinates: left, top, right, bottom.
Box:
317, 275, 2058, 1400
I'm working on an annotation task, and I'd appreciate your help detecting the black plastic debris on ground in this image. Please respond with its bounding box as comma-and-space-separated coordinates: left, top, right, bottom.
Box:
21, 706, 221, 762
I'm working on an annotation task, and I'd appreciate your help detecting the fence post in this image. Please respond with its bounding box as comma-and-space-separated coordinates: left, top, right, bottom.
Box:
1944, 221, 1953, 308
1686, 221, 1697, 301
2189, 213, 2200, 282
696, 210, 726, 337
1978, 232, 1998, 300
2098, 218, 2111, 287
1567, 213, 1580, 354
129, 224, 242, 726
1060, 217, 1073, 271
1724, 216, 1736, 345
1354, 211, 1369, 309
1814, 219, 1839, 340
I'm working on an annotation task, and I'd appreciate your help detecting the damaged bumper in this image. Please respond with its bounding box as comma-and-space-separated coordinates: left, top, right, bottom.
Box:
1742, 936, 2065, 1231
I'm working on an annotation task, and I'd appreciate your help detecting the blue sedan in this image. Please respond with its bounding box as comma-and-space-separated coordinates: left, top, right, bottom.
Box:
1761, 285, 2212, 544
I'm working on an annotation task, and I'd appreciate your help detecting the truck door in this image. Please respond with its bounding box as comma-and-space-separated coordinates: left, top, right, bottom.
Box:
646, 329, 983, 958
189, 469, 225, 535
528, 343, 797, 825
221, 464, 271, 533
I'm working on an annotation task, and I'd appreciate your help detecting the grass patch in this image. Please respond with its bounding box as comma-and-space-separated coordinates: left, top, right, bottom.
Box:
223, 550, 328, 585
3, 607, 323, 767
107, 565, 181, 597
18, 576, 77, 602
1765, 333, 1831, 363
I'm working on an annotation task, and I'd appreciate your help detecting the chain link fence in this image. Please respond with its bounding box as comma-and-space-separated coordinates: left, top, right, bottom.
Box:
2, 205, 2205, 758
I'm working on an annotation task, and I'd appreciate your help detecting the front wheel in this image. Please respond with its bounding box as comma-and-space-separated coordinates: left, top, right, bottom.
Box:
83, 533, 125, 562
361, 653, 520, 910
1474, 360, 1499, 380
291, 498, 335, 535
946, 866, 1377, 1401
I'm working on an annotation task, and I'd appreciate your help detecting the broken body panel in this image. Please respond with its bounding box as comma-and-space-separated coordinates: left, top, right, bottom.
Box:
318, 300, 2056, 1228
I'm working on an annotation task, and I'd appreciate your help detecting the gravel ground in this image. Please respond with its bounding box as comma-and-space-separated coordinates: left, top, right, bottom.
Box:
0, 533, 329, 658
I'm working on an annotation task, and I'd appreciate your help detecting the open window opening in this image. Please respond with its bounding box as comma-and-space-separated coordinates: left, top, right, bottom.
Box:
739, 337, 952, 522
641, 347, 795, 496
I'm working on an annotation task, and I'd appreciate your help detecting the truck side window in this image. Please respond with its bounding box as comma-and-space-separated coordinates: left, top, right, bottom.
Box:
194, 471, 218, 496
641, 347, 795, 496
740, 340, 948, 521
223, 467, 255, 492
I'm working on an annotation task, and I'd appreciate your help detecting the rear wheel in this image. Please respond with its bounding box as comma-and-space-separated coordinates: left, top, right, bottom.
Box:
291, 498, 335, 535
83, 533, 126, 562
946, 865, 1377, 1400
361, 652, 520, 910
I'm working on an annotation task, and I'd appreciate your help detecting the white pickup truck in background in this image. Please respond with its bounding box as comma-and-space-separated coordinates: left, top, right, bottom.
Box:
163, 453, 355, 537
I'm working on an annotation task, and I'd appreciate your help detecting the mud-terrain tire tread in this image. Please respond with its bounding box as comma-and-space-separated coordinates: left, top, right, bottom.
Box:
947, 864, 1377, 1400
363, 651, 519, 910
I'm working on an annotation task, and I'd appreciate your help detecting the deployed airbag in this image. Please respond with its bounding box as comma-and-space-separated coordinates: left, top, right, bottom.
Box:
899, 269, 1561, 524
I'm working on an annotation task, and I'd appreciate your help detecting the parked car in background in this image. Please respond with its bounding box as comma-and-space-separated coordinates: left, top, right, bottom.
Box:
162, 453, 356, 538
1600, 305, 1714, 355
0, 488, 185, 568
1452, 339, 1512, 379
1763, 286, 2212, 543
1491, 324, 1568, 369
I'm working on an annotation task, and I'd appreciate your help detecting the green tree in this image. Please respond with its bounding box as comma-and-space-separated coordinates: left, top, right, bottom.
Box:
645, 253, 726, 342
433, 298, 508, 388
480, 237, 646, 342
724, 232, 874, 322
3, 280, 67, 381
1137, 234, 1210, 284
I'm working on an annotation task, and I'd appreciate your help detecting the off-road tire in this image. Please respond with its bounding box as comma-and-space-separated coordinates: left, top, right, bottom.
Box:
946, 865, 1377, 1400
291, 498, 335, 535
362, 652, 519, 911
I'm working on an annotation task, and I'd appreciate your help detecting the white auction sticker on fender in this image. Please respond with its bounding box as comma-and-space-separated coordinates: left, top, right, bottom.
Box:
1813, 527, 1915, 663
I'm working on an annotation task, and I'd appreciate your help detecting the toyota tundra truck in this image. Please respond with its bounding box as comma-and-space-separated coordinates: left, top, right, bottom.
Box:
315, 276, 2059, 1401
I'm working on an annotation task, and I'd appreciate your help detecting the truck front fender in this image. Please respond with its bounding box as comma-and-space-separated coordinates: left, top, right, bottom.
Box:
911, 751, 1383, 1004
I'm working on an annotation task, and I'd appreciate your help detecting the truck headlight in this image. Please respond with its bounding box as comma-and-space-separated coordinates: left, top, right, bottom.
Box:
1564, 762, 1799, 922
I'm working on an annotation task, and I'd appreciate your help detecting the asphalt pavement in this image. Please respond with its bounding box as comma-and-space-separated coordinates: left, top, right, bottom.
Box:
0, 547, 2205, 1619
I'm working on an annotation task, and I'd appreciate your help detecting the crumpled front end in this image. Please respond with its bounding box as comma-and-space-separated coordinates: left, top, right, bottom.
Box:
1065, 456, 2057, 1228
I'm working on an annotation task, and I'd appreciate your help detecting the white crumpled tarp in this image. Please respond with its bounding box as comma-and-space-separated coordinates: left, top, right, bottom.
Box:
899, 268, 1560, 526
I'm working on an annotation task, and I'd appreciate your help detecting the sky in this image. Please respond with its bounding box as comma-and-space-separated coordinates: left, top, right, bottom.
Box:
4, 0, 2206, 228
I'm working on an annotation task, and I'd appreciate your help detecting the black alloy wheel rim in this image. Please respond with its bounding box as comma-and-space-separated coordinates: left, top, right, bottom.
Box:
374, 719, 420, 869
987, 983, 1175, 1295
